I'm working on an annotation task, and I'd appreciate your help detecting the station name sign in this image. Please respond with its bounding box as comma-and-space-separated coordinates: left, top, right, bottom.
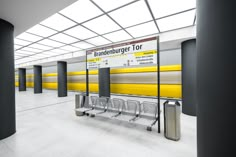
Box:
86, 37, 158, 69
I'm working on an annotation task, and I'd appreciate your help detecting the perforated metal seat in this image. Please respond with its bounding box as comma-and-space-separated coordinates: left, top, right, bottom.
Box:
75, 96, 95, 116
133, 101, 158, 130
115, 100, 140, 122
98, 98, 124, 118
86, 97, 108, 117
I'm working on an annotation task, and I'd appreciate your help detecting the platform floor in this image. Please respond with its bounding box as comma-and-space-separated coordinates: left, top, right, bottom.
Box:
0, 89, 197, 157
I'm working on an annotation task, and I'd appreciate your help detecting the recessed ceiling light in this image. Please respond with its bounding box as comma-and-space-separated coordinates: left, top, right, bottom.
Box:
103, 30, 132, 42
148, 0, 196, 18
64, 25, 97, 39
21, 47, 43, 53
17, 32, 42, 42
109, 0, 152, 28
83, 15, 121, 34
60, 45, 81, 51
92, 0, 134, 12
156, 10, 195, 32
49, 33, 78, 44
49, 49, 70, 54
71, 41, 95, 49
86, 36, 111, 46
14, 45, 22, 50
27, 24, 57, 37
40, 13, 76, 31
60, 0, 103, 23
29, 43, 53, 50
14, 39, 32, 46
37, 39, 65, 48
126, 21, 158, 38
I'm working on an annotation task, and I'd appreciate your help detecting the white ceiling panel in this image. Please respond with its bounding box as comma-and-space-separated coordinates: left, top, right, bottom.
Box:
64, 25, 97, 39
14, 45, 22, 50
93, 0, 134, 12
41, 51, 58, 56
49, 33, 78, 44
126, 21, 158, 38
157, 10, 195, 32
17, 32, 43, 42
20, 47, 43, 53
14, 39, 32, 46
29, 43, 53, 50
103, 30, 132, 42
60, 45, 81, 51
15, 50, 36, 55
148, 0, 196, 18
27, 24, 57, 37
60, 0, 103, 23
15, 50, 35, 56
109, 0, 152, 28
71, 41, 95, 49
40, 13, 76, 31
83, 15, 121, 34
86, 36, 111, 46
49, 48, 70, 54
37, 39, 65, 47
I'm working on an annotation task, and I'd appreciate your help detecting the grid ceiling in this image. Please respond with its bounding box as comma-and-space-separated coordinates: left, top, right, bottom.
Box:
14, 0, 196, 65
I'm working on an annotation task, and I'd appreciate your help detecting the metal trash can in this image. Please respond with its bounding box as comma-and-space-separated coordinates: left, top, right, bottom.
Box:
75, 93, 87, 116
164, 100, 181, 141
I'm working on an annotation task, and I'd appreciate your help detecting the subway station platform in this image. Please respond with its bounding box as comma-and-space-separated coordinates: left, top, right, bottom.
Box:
0, 89, 196, 157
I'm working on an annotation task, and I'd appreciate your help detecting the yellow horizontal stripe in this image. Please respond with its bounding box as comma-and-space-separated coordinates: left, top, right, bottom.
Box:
16, 82, 181, 98
26, 82, 34, 87
42, 73, 57, 77
43, 82, 57, 89
68, 83, 181, 98
18, 65, 182, 77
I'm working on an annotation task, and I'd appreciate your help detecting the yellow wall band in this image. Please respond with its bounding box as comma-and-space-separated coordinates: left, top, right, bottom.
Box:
20, 82, 181, 98
15, 65, 182, 77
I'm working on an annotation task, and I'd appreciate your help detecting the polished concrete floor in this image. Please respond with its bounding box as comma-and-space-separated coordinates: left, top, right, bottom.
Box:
0, 89, 197, 157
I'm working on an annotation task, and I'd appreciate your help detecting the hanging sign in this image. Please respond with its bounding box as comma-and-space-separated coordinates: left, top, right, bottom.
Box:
86, 37, 158, 69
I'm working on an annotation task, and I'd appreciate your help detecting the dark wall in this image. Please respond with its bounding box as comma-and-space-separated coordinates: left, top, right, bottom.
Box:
0, 19, 16, 140
99, 68, 110, 97
181, 39, 196, 116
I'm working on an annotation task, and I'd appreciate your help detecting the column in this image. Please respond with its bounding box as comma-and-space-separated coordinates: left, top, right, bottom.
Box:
99, 68, 110, 97
18, 68, 26, 91
57, 61, 67, 97
197, 0, 234, 156
34, 65, 42, 93
0, 19, 15, 140
181, 39, 197, 116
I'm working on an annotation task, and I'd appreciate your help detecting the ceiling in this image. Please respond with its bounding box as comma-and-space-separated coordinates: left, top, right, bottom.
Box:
1, 0, 196, 67
0, 0, 77, 36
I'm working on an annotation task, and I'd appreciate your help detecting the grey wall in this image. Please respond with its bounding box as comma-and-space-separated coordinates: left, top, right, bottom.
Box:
42, 66, 57, 73
15, 49, 181, 74
160, 49, 181, 65
67, 62, 86, 72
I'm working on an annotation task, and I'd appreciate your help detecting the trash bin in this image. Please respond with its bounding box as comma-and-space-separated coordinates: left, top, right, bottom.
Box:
75, 93, 87, 116
164, 100, 181, 141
